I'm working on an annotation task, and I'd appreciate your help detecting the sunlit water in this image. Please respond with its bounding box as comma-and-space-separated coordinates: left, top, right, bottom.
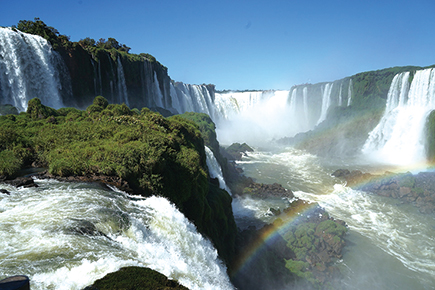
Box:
0, 179, 233, 290
235, 147, 435, 289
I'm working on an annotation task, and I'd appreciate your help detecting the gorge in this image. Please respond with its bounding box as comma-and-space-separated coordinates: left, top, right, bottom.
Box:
1, 20, 435, 290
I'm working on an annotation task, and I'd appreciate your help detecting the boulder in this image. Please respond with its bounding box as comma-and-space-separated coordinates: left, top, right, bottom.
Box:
4, 177, 38, 188
0, 189, 10, 195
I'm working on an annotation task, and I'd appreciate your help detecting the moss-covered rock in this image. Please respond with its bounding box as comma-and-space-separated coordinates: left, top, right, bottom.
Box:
0, 104, 19, 116
223, 143, 254, 161
83, 266, 189, 290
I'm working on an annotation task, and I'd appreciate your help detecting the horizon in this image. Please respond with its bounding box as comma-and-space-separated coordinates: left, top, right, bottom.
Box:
2, 0, 435, 91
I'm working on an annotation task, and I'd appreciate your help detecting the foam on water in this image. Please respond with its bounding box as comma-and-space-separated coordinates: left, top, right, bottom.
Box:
0, 179, 233, 290
296, 185, 435, 279
237, 147, 435, 287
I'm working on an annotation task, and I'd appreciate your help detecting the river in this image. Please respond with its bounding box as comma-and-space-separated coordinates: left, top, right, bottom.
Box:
234, 146, 435, 289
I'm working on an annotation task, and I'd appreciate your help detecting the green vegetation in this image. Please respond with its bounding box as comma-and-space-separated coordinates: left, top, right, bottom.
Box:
12, 18, 169, 109
83, 266, 189, 290
0, 97, 236, 264
0, 104, 19, 116
426, 110, 435, 163
285, 259, 312, 280
350, 66, 421, 110
14, 17, 71, 50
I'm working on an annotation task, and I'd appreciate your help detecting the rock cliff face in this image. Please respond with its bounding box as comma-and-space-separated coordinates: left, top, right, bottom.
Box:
56, 44, 173, 110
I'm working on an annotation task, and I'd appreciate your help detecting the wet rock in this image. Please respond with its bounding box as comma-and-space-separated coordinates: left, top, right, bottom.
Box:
242, 182, 294, 199
4, 177, 38, 188
222, 142, 254, 161
69, 219, 109, 238
0, 189, 10, 195
35, 171, 133, 193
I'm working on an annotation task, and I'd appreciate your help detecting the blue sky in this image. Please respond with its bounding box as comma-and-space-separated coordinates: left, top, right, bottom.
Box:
2, 0, 435, 90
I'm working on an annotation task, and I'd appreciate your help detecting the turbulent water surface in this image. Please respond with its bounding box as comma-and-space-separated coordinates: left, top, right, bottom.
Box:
0, 179, 233, 290
236, 147, 435, 290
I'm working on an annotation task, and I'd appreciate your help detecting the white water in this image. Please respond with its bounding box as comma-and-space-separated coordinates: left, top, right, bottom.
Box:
0, 179, 233, 290
214, 90, 322, 145
153, 72, 165, 108
205, 146, 232, 194
338, 84, 343, 106
116, 56, 129, 106
347, 79, 353, 106
316, 83, 334, 125
0, 27, 65, 111
363, 68, 435, 165
236, 147, 435, 289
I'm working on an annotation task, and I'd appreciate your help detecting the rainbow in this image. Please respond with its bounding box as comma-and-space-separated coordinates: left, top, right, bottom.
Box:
230, 199, 318, 278
230, 159, 432, 280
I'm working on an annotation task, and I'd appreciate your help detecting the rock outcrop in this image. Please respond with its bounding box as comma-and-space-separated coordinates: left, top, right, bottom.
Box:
333, 169, 435, 213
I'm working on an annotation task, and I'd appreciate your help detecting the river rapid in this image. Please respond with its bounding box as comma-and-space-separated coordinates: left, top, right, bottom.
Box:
0, 179, 234, 290
235, 146, 435, 290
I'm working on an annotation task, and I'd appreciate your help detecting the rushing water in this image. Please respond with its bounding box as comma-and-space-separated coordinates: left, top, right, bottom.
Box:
0, 179, 233, 290
0, 27, 68, 111
363, 68, 435, 165
235, 147, 435, 289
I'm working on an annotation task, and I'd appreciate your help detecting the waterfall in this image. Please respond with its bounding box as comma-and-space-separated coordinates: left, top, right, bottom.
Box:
205, 146, 232, 194
347, 79, 353, 106
170, 83, 218, 118
0, 179, 234, 290
316, 83, 334, 125
362, 68, 435, 165
215, 90, 325, 145
289, 88, 297, 116
153, 72, 165, 108
116, 56, 129, 106
338, 84, 343, 106
0, 27, 67, 111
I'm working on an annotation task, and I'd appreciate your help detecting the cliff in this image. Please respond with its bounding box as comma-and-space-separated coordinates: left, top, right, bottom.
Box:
281, 65, 435, 157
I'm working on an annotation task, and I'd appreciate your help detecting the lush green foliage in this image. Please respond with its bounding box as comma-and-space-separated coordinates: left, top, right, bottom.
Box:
0, 97, 237, 265
15, 17, 71, 50
0, 96, 208, 201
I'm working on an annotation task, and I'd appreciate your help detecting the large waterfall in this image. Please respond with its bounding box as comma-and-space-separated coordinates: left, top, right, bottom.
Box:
362, 68, 435, 165
0, 27, 70, 111
316, 83, 334, 125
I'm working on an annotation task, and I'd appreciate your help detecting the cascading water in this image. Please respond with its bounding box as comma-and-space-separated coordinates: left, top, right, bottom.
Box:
347, 79, 353, 106
0, 27, 67, 111
171, 83, 217, 119
362, 68, 435, 165
338, 84, 343, 106
153, 72, 165, 108
303, 87, 308, 121
316, 83, 334, 125
116, 56, 129, 106
215, 91, 303, 145
205, 146, 232, 194
0, 179, 234, 290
